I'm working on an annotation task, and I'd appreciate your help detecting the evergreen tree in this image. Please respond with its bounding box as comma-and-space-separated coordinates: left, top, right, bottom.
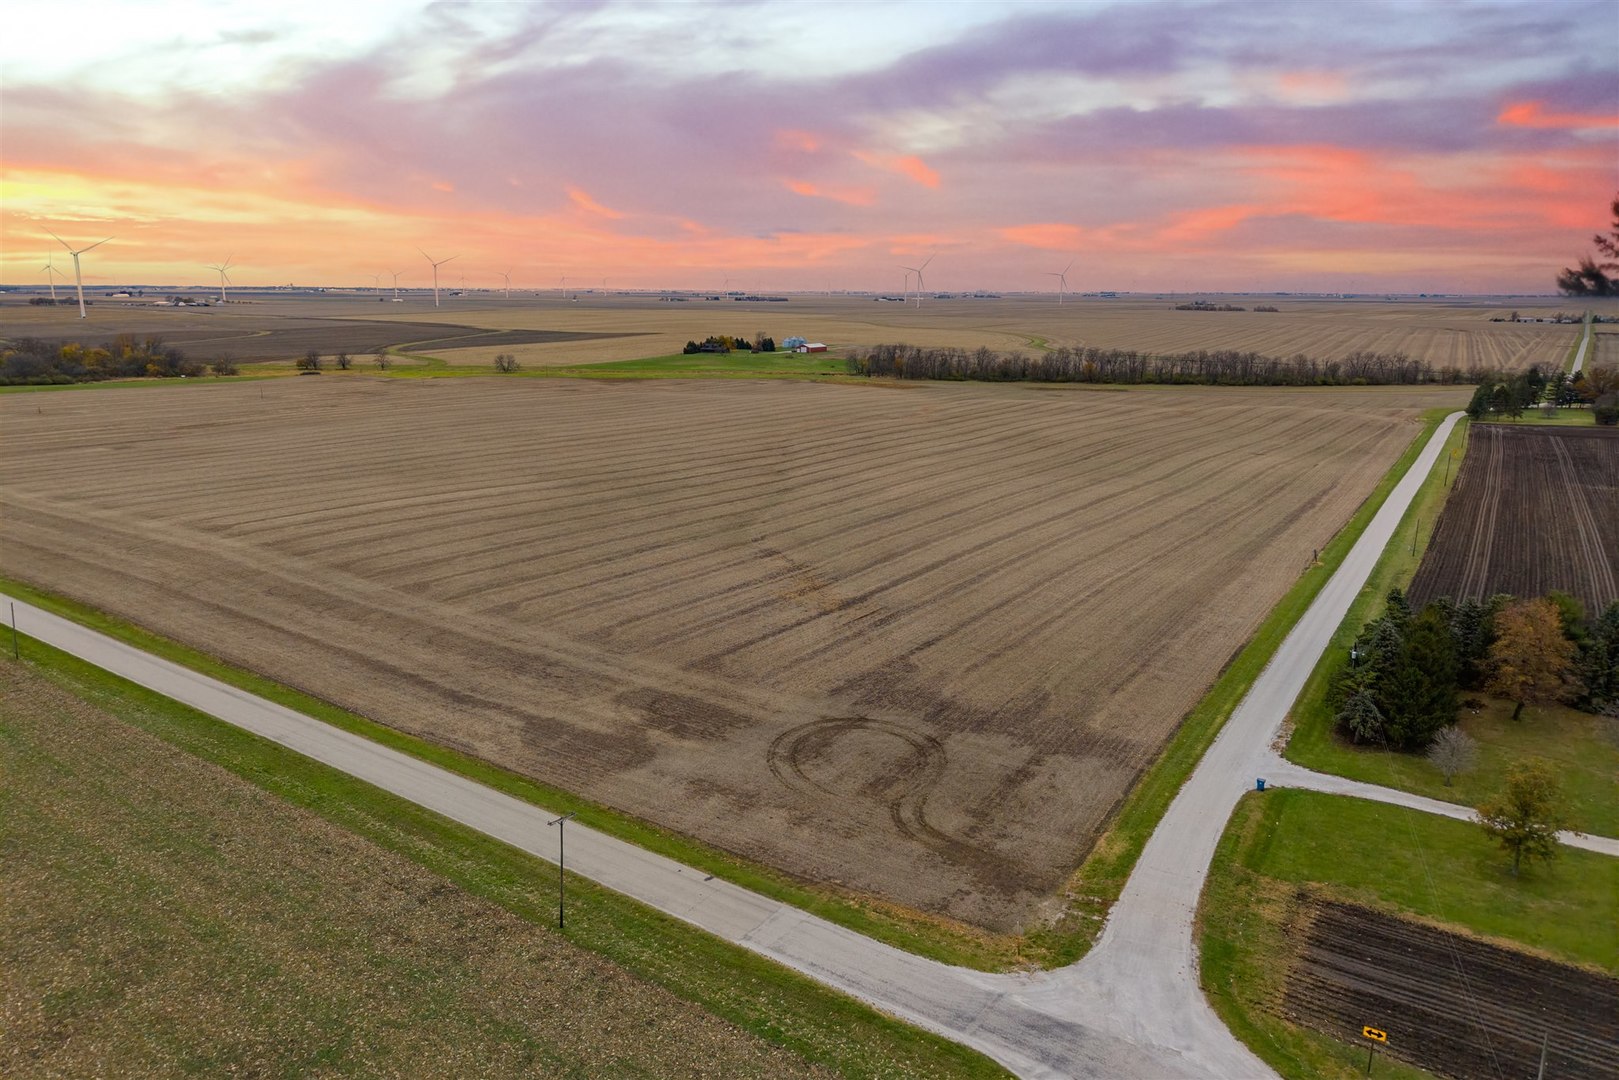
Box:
1337, 688, 1386, 745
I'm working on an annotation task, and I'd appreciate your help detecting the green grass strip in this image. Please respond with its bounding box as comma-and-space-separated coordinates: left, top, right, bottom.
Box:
4, 636, 1007, 1080
1026, 407, 1457, 967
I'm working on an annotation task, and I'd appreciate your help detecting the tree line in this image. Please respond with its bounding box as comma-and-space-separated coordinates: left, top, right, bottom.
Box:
1466, 365, 1618, 423
846, 343, 1488, 386
1333, 587, 1619, 752
0, 335, 235, 384
682, 333, 777, 354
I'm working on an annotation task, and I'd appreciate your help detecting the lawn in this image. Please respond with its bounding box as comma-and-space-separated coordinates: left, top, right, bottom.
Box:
1199, 788, 1619, 1080
0, 640, 1007, 1079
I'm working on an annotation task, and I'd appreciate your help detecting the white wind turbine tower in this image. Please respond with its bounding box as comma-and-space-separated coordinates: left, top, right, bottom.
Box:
390, 269, 405, 299
499, 268, 512, 298
205, 255, 236, 303
371, 273, 382, 291
418, 248, 458, 306
46, 230, 113, 319
900, 253, 934, 308
1046, 260, 1073, 304
898, 267, 912, 300
41, 254, 66, 302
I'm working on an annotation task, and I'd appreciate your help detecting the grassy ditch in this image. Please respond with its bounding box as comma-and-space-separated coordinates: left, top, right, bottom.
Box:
1199, 788, 1619, 1079
1, 639, 1008, 1079
1024, 407, 1460, 966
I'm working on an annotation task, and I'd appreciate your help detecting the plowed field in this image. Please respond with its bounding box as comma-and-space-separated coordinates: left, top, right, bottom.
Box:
1284, 899, 1619, 1080
1409, 425, 1619, 612
0, 379, 1467, 928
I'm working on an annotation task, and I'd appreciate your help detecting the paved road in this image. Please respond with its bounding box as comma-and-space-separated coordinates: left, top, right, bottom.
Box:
17, 409, 1578, 1078
1572, 314, 1592, 375
1261, 754, 1619, 857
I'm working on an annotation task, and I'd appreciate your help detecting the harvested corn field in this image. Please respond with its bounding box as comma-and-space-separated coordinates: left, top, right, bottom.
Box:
0, 379, 1468, 929
1409, 424, 1619, 612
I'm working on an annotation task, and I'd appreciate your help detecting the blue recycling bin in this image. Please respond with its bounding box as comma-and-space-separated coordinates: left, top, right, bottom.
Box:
1256, 778, 1267, 791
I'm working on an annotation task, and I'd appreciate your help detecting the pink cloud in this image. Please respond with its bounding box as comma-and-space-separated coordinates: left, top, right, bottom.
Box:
853, 150, 940, 189
783, 178, 875, 206
1497, 100, 1619, 129
567, 186, 624, 219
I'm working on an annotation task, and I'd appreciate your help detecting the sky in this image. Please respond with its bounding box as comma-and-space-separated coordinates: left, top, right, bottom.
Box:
3, 0, 1616, 294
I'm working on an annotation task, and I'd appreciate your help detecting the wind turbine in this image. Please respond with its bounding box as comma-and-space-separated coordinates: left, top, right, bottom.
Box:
41, 254, 66, 302
900, 253, 934, 307
898, 267, 912, 300
205, 255, 236, 303
499, 268, 512, 298
418, 248, 458, 306
370, 273, 382, 291
46, 230, 112, 319
1046, 260, 1073, 304
390, 269, 404, 299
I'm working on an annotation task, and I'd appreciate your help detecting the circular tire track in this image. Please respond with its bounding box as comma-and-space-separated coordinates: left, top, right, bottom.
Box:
767, 717, 951, 847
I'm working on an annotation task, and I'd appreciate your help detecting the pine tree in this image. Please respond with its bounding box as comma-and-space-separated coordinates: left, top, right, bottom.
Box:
1337, 688, 1386, 745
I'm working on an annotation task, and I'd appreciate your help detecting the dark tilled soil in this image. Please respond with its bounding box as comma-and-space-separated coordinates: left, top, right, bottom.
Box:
1410, 425, 1619, 613
1283, 898, 1619, 1080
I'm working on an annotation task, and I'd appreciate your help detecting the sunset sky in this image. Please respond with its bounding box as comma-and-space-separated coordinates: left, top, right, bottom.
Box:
3, 0, 1616, 294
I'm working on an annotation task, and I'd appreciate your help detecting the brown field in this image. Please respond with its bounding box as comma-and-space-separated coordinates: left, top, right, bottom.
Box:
0, 660, 830, 1080
3, 291, 1602, 372
0, 378, 1469, 929
1593, 326, 1619, 369
1409, 425, 1619, 613
1284, 899, 1618, 1080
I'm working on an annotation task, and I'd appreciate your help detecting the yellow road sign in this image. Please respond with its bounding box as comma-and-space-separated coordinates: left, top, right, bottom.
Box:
1362, 1026, 1388, 1043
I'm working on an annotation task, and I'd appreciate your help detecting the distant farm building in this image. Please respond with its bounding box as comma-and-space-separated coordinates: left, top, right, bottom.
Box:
794, 342, 828, 353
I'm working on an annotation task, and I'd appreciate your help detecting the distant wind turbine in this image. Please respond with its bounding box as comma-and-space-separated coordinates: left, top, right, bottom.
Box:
500, 268, 512, 298
47, 230, 112, 319
41, 254, 66, 302
371, 273, 382, 290
1046, 260, 1073, 304
898, 267, 912, 300
390, 269, 405, 299
205, 255, 236, 303
900, 253, 934, 308
418, 248, 458, 307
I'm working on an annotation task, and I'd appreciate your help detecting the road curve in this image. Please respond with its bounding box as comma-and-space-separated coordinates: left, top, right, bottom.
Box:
0, 411, 1469, 1079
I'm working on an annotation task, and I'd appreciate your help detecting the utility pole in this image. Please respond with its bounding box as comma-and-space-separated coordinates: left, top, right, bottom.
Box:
547, 811, 578, 928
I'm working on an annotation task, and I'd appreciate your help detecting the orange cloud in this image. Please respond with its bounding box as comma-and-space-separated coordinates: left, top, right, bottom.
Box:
776, 129, 822, 153
1158, 204, 1267, 242
998, 223, 1086, 251
783, 178, 875, 206
1497, 100, 1619, 129
566, 186, 624, 219
853, 150, 940, 189
430, 180, 455, 193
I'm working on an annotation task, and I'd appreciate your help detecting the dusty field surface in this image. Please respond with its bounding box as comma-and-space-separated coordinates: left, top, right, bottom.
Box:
0, 378, 1468, 928
1593, 327, 1619, 369
1283, 898, 1619, 1080
0, 660, 830, 1080
1409, 425, 1619, 612
4, 291, 1599, 371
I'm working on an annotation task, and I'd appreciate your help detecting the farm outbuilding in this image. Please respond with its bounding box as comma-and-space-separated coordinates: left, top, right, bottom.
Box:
794, 342, 828, 353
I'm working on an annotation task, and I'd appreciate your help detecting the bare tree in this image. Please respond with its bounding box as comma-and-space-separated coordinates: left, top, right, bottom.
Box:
335, 351, 352, 370
1428, 726, 1478, 786
493, 352, 520, 373
373, 348, 390, 370
296, 350, 321, 371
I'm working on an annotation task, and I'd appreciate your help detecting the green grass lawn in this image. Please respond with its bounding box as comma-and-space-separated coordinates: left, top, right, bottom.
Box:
3, 639, 1007, 1079
1200, 788, 1619, 1080
559, 351, 848, 376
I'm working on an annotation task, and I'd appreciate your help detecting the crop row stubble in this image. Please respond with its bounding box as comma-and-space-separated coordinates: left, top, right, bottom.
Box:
1409, 424, 1619, 613
0, 378, 1468, 929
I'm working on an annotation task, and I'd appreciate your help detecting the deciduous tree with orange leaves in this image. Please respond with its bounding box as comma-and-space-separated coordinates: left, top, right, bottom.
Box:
1486, 598, 1575, 719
